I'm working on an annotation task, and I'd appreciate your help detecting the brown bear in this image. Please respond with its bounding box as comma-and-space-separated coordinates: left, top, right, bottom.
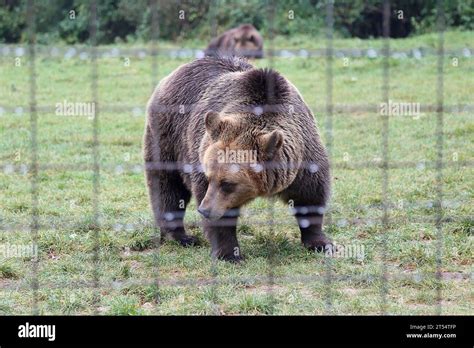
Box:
205, 24, 263, 59
144, 55, 331, 262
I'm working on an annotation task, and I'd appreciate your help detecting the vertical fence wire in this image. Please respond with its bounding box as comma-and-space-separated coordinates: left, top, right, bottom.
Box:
89, 0, 101, 315
380, 0, 391, 315
208, 0, 221, 316
149, 0, 161, 310
150, 0, 159, 92
265, 0, 277, 314
210, 0, 218, 39
324, 0, 334, 314
26, 0, 39, 315
435, 0, 445, 315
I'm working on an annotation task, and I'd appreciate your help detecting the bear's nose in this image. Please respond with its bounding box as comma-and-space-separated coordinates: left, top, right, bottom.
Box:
198, 207, 211, 218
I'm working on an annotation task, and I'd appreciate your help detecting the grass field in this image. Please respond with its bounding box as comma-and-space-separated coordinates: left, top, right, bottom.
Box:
0, 31, 472, 315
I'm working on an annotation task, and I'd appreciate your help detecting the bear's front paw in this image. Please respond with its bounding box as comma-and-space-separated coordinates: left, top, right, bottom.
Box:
178, 235, 201, 247
303, 235, 333, 253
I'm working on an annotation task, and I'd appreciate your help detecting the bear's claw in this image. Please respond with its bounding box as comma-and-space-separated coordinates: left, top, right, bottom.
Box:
303, 235, 333, 253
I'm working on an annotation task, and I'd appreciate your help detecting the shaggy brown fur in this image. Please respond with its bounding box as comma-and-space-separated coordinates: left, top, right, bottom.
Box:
144, 56, 331, 262
205, 24, 263, 59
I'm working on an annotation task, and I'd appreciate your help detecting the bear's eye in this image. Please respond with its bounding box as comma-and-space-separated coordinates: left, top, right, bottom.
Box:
220, 181, 237, 194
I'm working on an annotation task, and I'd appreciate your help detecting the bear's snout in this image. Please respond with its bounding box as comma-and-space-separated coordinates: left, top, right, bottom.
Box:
198, 198, 226, 221
198, 205, 225, 221
197, 207, 211, 219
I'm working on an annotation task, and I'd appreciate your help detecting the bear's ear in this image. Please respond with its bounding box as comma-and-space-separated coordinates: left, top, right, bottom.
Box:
261, 130, 283, 160
205, 111, 221, 132
205, 111, 236, 140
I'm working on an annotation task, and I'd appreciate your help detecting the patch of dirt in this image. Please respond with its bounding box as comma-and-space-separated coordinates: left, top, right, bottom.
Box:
243, 284, 285, 295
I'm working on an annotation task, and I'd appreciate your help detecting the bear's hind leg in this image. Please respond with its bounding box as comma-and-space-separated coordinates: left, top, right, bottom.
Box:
280, 179, 333, 252
294, 206, 332, 252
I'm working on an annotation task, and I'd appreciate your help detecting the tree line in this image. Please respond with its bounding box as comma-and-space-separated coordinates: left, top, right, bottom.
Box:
1, 0, 472, 44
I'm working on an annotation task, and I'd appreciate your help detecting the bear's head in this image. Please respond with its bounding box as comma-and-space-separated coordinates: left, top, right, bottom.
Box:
198, 111, 283, 220
233, 24, 263, 58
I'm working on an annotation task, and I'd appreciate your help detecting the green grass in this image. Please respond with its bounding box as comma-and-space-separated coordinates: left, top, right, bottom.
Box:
0, 32, 473, 315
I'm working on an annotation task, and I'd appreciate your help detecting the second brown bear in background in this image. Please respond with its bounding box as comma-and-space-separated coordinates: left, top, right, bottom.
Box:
205, 24, 264, 58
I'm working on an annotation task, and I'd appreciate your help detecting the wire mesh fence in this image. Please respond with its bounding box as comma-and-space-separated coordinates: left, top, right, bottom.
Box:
0, 0, 472, 315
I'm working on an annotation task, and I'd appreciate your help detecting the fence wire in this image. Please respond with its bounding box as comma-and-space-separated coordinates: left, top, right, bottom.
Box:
1, 0, 469, 315
324, 0, 335, 315
149, 0, 161, 313
26, 0, 38, 316
435, 0, 445, 316
89, 0, 101, 316
266, 0, 277, 315
380, 0, 390, 316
